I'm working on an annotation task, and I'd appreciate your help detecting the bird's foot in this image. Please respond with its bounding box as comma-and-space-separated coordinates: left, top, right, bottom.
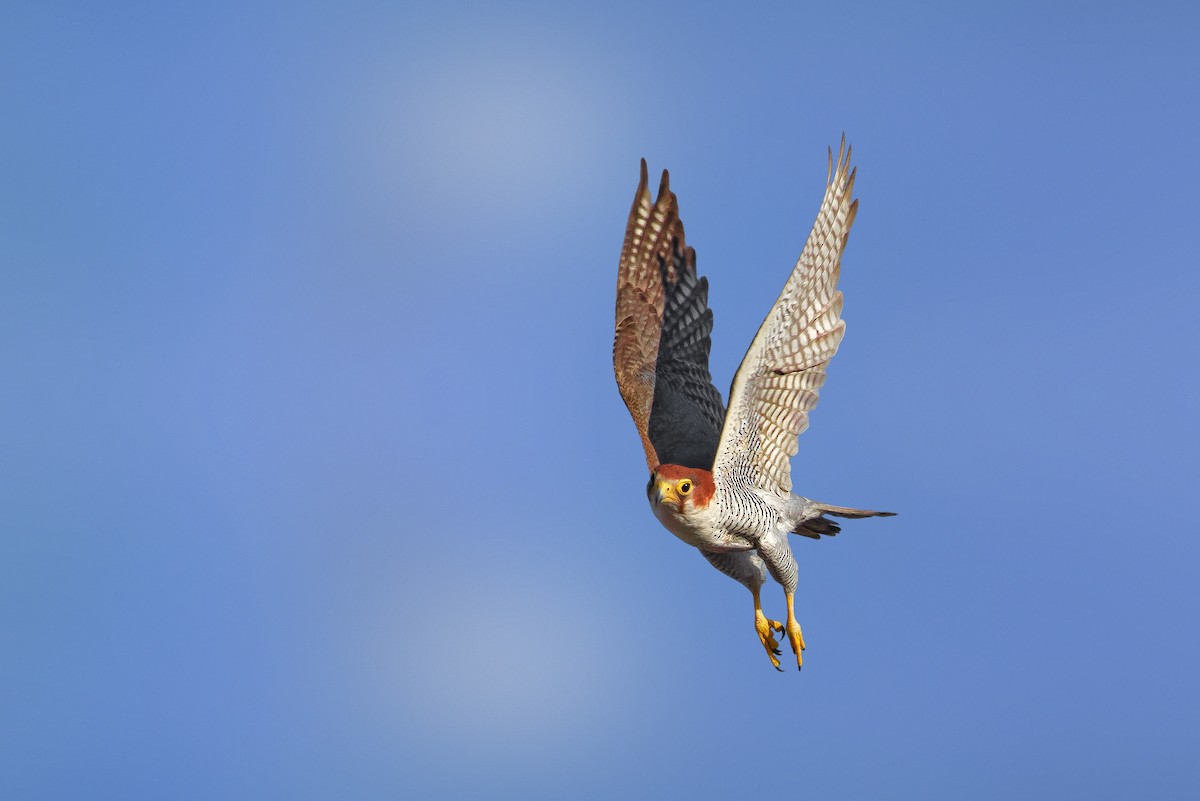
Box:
755, 609, 785, 671
786, 618, 806, 670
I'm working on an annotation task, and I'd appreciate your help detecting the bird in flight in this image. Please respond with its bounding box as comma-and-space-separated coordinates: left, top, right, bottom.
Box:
613, 138, 894, 671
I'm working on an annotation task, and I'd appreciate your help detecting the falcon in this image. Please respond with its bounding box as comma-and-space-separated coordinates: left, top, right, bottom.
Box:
613, 138, 894, 671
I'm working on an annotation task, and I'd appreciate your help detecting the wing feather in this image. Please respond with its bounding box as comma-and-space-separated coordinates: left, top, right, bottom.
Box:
614, 161, 724, 472
711, 138, 859, 495
649, 241, 725, 469
613, 160, 671, 470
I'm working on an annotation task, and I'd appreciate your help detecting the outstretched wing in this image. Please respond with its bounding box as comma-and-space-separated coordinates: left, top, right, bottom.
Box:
711, 139, 858, 496
613, 161, 725, 473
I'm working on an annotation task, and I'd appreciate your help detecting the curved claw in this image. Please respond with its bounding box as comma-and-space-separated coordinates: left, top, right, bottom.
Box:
755, 610, 785, 670
786, 620, 806, 669
785, 593, 806, 670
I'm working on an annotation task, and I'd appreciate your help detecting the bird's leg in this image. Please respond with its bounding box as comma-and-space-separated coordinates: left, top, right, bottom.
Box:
785, 591, 806, 670
753, 585, 785, 671
754, 535, 805, 671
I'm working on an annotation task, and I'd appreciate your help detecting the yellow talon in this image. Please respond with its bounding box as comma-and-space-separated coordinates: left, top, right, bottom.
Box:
753, 587, 785, 670
755, 609, 784, 668
785, 592, 806, 669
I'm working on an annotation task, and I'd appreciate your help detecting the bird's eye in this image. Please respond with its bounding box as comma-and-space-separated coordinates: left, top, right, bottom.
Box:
678, 480, 693, 495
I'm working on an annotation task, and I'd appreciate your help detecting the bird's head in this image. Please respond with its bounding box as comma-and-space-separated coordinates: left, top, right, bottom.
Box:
647, 464, 715, 515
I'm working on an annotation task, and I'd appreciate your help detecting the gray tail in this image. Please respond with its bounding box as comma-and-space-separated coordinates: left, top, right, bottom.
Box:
793, 503, 896, 540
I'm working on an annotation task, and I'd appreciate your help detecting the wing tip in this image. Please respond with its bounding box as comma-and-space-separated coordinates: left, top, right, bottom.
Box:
637, 159, 675, 209
826, 133, 854, 189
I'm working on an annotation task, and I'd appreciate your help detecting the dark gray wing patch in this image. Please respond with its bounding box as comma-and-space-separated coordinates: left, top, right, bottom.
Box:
647, 234, 725, 469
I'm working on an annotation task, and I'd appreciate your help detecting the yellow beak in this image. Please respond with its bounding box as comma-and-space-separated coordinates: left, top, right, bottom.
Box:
654, 481, 679, 507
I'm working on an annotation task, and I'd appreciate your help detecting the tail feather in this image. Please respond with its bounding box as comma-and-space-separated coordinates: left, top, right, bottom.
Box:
792, 503, 896, 540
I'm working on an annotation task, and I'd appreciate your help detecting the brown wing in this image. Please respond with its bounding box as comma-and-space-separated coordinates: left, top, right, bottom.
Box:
613, 161, 725, 472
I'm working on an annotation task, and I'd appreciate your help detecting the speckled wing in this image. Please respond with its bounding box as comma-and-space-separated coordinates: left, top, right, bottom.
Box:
614, 161, 725, 472
711, 139, 858, 496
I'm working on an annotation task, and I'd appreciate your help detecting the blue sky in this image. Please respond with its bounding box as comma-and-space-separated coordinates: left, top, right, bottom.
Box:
3, 1, 1199, 798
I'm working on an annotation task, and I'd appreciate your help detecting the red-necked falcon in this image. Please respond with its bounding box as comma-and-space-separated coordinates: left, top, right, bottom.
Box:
613, 138, 895, 671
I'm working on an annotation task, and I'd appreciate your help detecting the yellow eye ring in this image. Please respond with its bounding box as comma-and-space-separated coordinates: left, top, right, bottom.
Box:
678, 480, 693, 495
